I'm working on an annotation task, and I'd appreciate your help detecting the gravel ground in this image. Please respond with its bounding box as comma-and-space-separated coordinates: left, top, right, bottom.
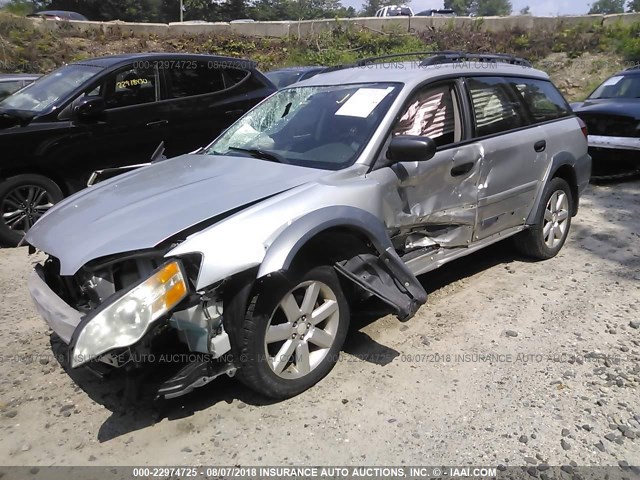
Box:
0, 180, 638, 468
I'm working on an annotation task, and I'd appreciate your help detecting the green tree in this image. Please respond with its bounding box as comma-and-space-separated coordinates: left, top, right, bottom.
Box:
628, 0, 640, 11
444, 0, 511, 16
2, 0, 37, 15
475, 0, 512, 16
360, 0, 398, 16
444, 0, 472, 15
26, 0, 165, 21
519, 5, 530, 14
219, 0, 247, 21
588, 0, 625, 14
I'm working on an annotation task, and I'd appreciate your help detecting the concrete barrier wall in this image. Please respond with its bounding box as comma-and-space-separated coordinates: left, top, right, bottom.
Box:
27, 12, 640, 39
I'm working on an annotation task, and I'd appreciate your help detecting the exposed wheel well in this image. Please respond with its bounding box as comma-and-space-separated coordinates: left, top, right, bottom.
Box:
289, 227, 379, 272
551, 164, 579, 216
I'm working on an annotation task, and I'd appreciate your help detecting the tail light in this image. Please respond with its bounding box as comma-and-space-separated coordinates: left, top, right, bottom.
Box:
577, 117, 588, 139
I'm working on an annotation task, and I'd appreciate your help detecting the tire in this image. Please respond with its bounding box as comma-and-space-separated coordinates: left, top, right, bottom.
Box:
514, 177, 573, 260
0, 174, 64, 247
236, 265, 350, 399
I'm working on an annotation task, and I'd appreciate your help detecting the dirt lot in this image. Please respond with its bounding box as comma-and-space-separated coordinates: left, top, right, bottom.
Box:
0, 180, 638, 469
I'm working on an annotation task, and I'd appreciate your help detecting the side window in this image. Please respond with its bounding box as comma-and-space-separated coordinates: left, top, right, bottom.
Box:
0, 81, 21, 101
392, 83, 462, 148
222, 68, 250, 89
467, 77, 526, 137
102, 65, 158, 109
510, 78, 572, 123
166, 62, 226, 98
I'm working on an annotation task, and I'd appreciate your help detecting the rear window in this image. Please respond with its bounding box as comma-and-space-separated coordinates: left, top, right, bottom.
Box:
510, 78, 572, 123
166, 62, 226, 98
467, 77, 526, 137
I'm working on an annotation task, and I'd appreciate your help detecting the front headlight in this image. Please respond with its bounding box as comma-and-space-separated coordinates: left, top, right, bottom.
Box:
71, 260, 188, 368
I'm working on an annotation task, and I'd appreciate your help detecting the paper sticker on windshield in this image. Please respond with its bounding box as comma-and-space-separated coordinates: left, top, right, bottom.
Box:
601, 76, 623, 87
335, 87, 394, 118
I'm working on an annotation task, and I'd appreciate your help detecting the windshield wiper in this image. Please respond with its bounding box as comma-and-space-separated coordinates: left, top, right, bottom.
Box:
228, 147, 287, 164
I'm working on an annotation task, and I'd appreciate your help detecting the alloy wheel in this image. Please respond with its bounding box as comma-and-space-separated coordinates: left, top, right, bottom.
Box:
263, 280, 340, 379
543, 190, 570, 249
1, 185, 54, 233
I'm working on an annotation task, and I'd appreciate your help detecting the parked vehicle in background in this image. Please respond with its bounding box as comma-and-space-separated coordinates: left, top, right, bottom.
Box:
0, 74, 41, 102
0, 53, 275, 246
265, 66, 332, 89
26, 52, 590, 403
414, 8, 456, 16
571, 67, 640, 180
27, 11, 89, 21
375, 5, 414, 16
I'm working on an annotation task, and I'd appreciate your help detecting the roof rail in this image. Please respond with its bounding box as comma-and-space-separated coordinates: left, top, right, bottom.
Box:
420, 52, 532, 67
624, 64, 640, 71
350, 51, 532, 68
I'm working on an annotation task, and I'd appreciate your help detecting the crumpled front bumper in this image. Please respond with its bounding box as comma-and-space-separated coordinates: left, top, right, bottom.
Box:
589, 135, 640, 153
27, 266, 82, 345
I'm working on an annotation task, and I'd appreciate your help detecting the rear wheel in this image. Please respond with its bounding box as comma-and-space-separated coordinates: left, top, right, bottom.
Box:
0, 174, 64, 247
236, 266, 350, 399
514, 177, 573, 260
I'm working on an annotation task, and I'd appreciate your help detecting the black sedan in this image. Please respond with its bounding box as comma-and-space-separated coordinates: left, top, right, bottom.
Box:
0, 53, 276, 246
572, 67, 640, 179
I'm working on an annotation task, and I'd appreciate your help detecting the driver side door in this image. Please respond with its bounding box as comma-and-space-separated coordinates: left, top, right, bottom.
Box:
384, 80, 482, 248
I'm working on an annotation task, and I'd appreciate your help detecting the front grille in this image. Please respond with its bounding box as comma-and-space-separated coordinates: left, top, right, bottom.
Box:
579, 114, 639, 138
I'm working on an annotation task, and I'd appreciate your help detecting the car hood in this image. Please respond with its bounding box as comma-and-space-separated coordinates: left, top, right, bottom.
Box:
571, 98, 640, 119
26, 154, 328, 275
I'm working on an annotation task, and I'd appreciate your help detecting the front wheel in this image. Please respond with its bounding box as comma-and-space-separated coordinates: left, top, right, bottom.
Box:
514, 177, 573, 260
0, 174, 64, 247
236, 266, 350, 399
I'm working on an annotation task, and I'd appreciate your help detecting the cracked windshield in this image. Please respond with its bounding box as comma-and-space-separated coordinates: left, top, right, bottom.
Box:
207, 83, 400, 170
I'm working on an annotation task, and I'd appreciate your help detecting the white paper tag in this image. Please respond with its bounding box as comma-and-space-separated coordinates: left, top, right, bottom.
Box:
601, 76, 623, 87
335, 87, 394, 118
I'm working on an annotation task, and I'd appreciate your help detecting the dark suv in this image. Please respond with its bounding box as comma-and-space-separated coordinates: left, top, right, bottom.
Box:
0, 53, 275, 246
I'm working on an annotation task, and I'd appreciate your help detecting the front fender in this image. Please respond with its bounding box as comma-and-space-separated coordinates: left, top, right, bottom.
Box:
257, 206, 393, 279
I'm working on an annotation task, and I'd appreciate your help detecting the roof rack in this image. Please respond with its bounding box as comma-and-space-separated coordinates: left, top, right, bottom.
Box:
350, 51, 532, 68
421, 52, 532, 67
624, 64, 640, 71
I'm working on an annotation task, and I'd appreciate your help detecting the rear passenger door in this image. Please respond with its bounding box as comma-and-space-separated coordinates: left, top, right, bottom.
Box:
161, 61, 265, 157
466, 76, 540, 240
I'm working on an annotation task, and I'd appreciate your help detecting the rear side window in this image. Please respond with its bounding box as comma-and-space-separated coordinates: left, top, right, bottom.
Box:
510, 78, 572, 123
467, 77, 526, 137
166, 62, 226, 98
222, 68, 250, 88
0, 81, 22, 100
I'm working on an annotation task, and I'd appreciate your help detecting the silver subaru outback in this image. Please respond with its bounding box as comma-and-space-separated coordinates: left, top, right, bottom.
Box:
25, 53, 591, 400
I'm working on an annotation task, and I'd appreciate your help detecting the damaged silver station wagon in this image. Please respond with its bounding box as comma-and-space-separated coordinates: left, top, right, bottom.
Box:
26, 52, 591, 400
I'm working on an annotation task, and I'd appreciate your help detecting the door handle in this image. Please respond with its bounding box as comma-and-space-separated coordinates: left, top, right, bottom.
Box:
146, 120, 169, 127
534, 140, 547, 152
225, 109, 244, 117
450, 162, 474, 177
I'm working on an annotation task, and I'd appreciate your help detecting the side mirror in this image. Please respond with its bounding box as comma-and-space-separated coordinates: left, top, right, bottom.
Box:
386, 135, 437, 163
73, 96, 105, 123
